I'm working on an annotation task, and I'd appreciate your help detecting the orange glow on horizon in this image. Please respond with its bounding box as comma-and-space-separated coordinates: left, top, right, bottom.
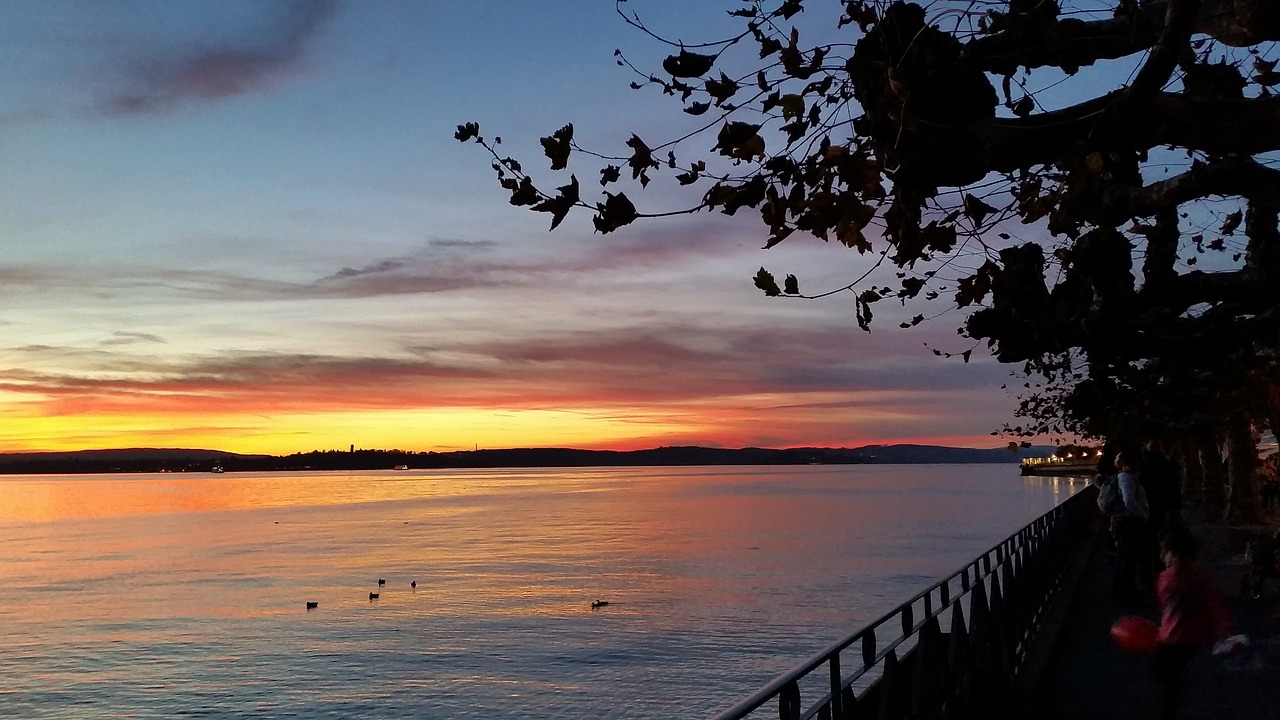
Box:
0, 392, 1007, 455
0, 405, 703, 455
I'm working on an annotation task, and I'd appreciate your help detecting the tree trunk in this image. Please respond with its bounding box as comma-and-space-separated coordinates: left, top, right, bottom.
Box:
1176, 437, 1204, 505
1224, 413, 1264, 525
1268, 382, 1280, 446
1197, 431, 1227, 520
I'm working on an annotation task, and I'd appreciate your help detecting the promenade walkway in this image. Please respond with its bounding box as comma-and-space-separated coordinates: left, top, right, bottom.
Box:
1029, 503, 1280, 720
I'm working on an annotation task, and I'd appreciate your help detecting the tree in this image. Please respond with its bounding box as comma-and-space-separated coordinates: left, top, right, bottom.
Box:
460, 0, 1280, 518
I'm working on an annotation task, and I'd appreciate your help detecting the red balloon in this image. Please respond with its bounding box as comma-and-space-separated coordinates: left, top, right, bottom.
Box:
1111, 615, 1158, 653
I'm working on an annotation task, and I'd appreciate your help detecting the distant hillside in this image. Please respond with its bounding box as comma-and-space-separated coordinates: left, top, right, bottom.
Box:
830, 444, 1048, 464
0, 443, 1052, 475
1, 448, 258, 462
0, 448, 269, 474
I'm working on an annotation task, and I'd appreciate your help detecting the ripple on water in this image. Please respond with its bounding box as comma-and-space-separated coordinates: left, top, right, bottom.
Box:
0, 466, 1079, 719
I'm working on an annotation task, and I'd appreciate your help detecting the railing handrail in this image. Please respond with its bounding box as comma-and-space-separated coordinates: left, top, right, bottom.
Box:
710, 486, 1095, 720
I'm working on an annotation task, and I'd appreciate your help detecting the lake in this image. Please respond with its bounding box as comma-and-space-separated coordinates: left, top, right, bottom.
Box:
0, 464, 1084, 719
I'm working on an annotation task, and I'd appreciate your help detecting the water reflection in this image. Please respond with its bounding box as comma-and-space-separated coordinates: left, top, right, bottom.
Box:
0, 466, 1083, 719
0, 470, 516, 524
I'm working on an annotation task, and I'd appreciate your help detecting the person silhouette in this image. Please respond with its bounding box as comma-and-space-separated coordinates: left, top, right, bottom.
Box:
1150, 525, 1229, 720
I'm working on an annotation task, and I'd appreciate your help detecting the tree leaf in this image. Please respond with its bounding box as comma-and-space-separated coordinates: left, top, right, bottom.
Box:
955, 261, 998, 307
963, 194, 997, 226
531, 175, 580, 230
713, 122, 766, 161
922, 222, 957, 254
1254, 57, 1280, 85
454, 122, 480, 143
625, 134, 659, 179
508, 176, 539, 207
592, 192, 638, 234
836, 219, 869, 252
764, 225, 795, 249
705, 177, 767, 216
1220, 210, 1243, 236
757, 36, 782, 59
540, 124, 574, 170
754, 267, 782, 296
899, 277, 926, 298
784, 274, 800, 295
675, 160, 705, 186
855, 295, 874, 331
705, 73, 740, 105
662, 49, 715, 78
778, 94, 805, 121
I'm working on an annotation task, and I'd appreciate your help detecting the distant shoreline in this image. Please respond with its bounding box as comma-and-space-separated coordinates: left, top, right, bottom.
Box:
0, 443, 1051, 475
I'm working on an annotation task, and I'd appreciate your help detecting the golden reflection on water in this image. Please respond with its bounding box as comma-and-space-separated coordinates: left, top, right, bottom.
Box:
0, 470, 490, 523
0, 466, 1083, 719
0, 468, 1084, 625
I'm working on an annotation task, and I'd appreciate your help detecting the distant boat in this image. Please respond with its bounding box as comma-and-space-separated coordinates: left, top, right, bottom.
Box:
393, 465, 409, 471
211, 464, 225, 473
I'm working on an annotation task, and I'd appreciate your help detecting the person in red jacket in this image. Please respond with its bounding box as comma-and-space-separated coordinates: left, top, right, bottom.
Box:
1151, 524, 1230, 720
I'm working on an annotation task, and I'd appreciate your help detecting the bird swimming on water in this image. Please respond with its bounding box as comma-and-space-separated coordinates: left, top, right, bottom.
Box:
411, 580, 417, 589
305, 601, 318, 610
591, 600, 609, 609
369, 592, 380, 601
378, 578, 386, 586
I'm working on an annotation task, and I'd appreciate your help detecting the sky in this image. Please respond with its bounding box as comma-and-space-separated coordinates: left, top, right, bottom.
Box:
0, 0, 1036, 455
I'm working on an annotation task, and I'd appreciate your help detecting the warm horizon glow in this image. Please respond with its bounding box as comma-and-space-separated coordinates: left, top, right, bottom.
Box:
0, 393, 1012, 456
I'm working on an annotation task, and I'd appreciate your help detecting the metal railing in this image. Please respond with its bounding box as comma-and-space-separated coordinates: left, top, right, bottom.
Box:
711, 486, 1097, 720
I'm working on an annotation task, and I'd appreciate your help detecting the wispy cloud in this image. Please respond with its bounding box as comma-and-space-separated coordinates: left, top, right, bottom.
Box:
307, 229, 741, 299
0, 313, 1016, 450
428, 239, 497, 251
99, 0, 338, 116
2, 320, 981, 411
100, 332, 167, 347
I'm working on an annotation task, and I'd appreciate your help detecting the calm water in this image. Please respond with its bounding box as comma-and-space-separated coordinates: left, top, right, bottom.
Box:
0, 464, 1083, 719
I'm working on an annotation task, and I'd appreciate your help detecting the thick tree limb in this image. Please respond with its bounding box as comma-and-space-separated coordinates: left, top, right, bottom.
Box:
1154, 265, 1275, 313
963, 0, 1280, 75
1140, 208, 1181, 292
1148, 94, 1280, 154
1124, 0, 1200, 106
1197, 0, 1280, 46
1099, 158, 1280, 224
906, 93, 1280, 187
1113, 292, 1280, 370
1244, 202, 1280, 278
962, 13, 1159, 75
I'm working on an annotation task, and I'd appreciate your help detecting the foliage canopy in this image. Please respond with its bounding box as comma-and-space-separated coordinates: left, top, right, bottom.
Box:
461, 0, 1280, 444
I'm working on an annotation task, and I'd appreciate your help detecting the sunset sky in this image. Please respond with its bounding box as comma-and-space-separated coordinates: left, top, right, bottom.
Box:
0, 1, 1038, 455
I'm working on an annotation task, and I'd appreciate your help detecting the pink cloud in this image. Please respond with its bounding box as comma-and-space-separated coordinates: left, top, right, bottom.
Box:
100, 0, 338, 116
6, 322, 976, 413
